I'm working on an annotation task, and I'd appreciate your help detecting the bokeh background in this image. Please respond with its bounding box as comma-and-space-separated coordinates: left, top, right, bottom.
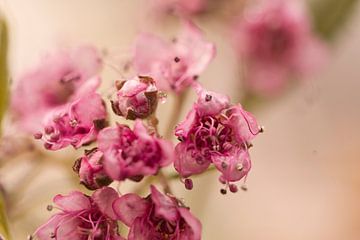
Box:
0, 0, 360, 239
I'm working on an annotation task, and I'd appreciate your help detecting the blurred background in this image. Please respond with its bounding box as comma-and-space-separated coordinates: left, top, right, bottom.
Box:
0, 0, 360, 239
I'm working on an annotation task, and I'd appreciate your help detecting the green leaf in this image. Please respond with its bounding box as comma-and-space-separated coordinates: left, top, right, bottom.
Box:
310, 0, 359, 40
0, 193, 11, 240
0, 17, 8, 133
0, 16, 11, 240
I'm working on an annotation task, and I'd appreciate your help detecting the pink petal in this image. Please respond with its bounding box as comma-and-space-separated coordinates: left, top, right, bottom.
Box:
150, 185, 178, 222
113, 193, 148, 226
174, 143, 211, 178
55, 216, 82, 240
178, 207, 202, 240
213, 150, 251, 182
53, 191, 91, 212
92, 187, 119, 220
35, 214, 64, 240
128, 218, 154, 240
195, 88, 230, 116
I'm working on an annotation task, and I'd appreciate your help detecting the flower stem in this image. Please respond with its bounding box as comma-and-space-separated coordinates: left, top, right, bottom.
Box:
164, 89, 189, 140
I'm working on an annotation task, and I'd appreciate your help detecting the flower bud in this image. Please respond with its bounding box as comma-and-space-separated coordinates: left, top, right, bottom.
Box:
73, 148, 112, 190
111, 76, 158, 120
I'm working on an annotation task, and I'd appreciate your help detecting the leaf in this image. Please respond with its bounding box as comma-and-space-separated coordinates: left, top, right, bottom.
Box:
0, 16, 8, 133
0, 193, 11, 240
0, 16, 11, 240
310, 0, 359, 40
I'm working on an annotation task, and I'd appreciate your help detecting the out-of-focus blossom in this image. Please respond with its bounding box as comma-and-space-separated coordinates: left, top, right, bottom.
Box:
98, 120, 174, 182
11, 46, 102, 133
150, 0, 208, 16
113, 185, 201, 240
34, 187, 123, 240
35, 93, 107, 150
111, 76, 158, 120
174, 84, 261, 191
232, 0, 327, 96
133, 21, 215, 93
73, 148, 112, 190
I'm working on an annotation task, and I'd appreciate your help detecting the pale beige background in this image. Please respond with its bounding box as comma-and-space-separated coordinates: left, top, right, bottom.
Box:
0, 0, 360, 239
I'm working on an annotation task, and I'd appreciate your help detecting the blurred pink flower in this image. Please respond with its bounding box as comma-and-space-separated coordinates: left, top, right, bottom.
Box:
232, 0, 327, 96
175, 85, 261, 190
151, 0, 208, 15
11, 46, 102, 133
73, 148, 112, 190
34, 187, 123, 240
111, 76, 158, 120
133, 21, 216, 93
97, 120, 174, 182
36, 93, 107, 150
113, 185, 202, 240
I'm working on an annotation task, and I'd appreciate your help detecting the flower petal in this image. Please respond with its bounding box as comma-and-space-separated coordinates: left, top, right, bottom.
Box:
113, 193, 148, 226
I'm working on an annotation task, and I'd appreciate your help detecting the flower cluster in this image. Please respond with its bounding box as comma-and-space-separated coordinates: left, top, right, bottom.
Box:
14, 20, 262, 240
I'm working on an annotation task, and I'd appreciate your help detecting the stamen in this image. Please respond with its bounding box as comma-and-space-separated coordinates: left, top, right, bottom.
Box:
50, 232, 56, 238
69, 119, 78, 127
236, 163, 243, 171
205, 94, 212, 102
241, 185, 248, 191
174, 57, 180, 63
46, 205, 53, 211
44, 126, 54, 135
33, 132, 43, 139
220, 189, 227, 195
184, 179, 193, 190
221, 162, 227, 169
27, 235, 33, 240
229, 184, 238, 193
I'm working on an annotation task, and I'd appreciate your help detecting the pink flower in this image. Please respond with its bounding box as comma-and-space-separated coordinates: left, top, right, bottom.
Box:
34, 187, 123, 240
133, 21, 215, 93
151, 0, 208, 15
97, 120, 174, 182
36, 93, 107, 150
232, 0, 326, 95
73, 148, 112, 190
113, 185, 202, 240
111, 76, 158, 120
174, 85, 261, 191
11, 46, 102, 133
